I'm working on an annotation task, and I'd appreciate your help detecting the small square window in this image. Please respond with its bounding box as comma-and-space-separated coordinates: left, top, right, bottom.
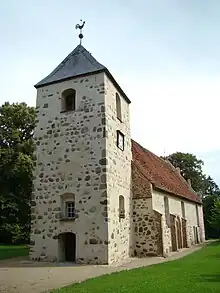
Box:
65, 201, 75, 218
117, 131, 124, 151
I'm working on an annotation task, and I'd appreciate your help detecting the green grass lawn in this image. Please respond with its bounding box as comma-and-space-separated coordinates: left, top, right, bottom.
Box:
53, 241, 220, 293
0, 245, 29, 260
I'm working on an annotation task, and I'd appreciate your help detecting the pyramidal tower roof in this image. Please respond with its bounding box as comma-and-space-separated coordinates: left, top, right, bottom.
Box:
35, 44, 130, 103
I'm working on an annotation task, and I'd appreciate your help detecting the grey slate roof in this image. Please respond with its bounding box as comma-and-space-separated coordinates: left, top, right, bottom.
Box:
35, 45, 106, 88
35, 44, 131, 103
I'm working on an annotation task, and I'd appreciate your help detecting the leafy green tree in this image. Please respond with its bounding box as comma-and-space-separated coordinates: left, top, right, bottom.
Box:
209, 199, 220, 237
0, 102, 36, 244
203, 194, 220, 239
203, 175, 220, 196
162, 152, 206, 195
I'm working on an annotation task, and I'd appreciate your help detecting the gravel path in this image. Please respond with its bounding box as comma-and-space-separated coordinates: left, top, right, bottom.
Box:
0, 244, 205, 293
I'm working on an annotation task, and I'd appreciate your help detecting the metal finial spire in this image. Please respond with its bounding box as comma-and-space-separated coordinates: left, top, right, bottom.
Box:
75, 19, 85, 45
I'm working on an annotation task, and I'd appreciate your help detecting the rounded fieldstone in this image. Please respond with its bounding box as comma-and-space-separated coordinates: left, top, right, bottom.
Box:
31, 201, 36, 206
39, 173, 44, 178
89, 239, 98, 244
81, 126, 89, 134
99, 158, 108, 165
100, 199, 107, 205
89, 207, 96, 213
94, 167, 101, 174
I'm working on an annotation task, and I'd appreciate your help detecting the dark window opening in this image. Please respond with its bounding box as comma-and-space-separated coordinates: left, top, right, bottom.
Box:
116, 93, 122, 121
65, 95, 75, 111
61, 89, 76, 112
119, 195, 125, 219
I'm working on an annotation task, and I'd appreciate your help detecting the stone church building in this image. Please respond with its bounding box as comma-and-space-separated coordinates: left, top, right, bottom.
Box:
30, 43, 205, 264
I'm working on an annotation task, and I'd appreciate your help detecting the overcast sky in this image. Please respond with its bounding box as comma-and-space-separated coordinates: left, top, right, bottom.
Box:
1, 0, 220, 184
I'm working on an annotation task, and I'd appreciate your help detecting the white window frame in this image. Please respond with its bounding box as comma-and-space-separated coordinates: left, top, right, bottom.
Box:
65, 201, 75, 218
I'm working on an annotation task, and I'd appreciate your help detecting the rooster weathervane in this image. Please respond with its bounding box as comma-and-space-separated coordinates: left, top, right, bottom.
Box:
75, 20, 85, 45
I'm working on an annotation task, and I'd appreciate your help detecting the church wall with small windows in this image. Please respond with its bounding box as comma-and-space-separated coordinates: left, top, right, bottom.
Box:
104, 73, 132, 264
131, 186, 205, 258
152, 189, 205, 255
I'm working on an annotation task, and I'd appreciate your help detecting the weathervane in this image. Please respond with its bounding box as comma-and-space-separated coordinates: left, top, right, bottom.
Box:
75, 19, 85, 45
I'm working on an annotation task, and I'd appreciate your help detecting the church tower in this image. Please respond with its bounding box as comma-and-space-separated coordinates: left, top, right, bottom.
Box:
30, 29, 132, 264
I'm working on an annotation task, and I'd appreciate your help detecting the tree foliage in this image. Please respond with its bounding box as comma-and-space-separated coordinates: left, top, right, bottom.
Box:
162, 151, 220, 239
162, 152, 206, 195
209, 199, 220, 236
0, 102, 36, 244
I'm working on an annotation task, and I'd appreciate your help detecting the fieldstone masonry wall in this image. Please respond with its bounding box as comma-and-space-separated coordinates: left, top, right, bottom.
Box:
31, 73, 110, 264
132, 198, 163, 257
104, 74, 132, 264
131, 167, 163, 257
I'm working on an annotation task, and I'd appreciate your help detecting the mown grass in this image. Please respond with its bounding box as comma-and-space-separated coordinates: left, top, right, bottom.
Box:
0, 245, 29, 260
53, 241, 220, 293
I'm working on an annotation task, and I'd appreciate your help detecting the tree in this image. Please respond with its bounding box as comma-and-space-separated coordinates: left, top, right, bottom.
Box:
203, 194, 220, 239
0, 102, 36, 244
162, 151, 220, 239
209, 199, 220, 237
203, 175, 220, 196
162, 152, 206, 195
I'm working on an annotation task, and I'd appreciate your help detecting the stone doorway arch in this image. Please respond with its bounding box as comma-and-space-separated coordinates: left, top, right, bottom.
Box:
58, 232, 76, 262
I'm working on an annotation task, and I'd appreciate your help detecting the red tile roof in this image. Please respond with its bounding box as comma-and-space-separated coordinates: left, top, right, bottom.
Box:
132, 140, 202, 204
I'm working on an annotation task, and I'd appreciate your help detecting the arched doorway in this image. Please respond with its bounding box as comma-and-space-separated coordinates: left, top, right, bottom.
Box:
59, 232, 76, 262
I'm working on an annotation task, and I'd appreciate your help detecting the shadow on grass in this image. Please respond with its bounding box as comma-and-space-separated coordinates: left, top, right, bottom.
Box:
200, 274, 220, 283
